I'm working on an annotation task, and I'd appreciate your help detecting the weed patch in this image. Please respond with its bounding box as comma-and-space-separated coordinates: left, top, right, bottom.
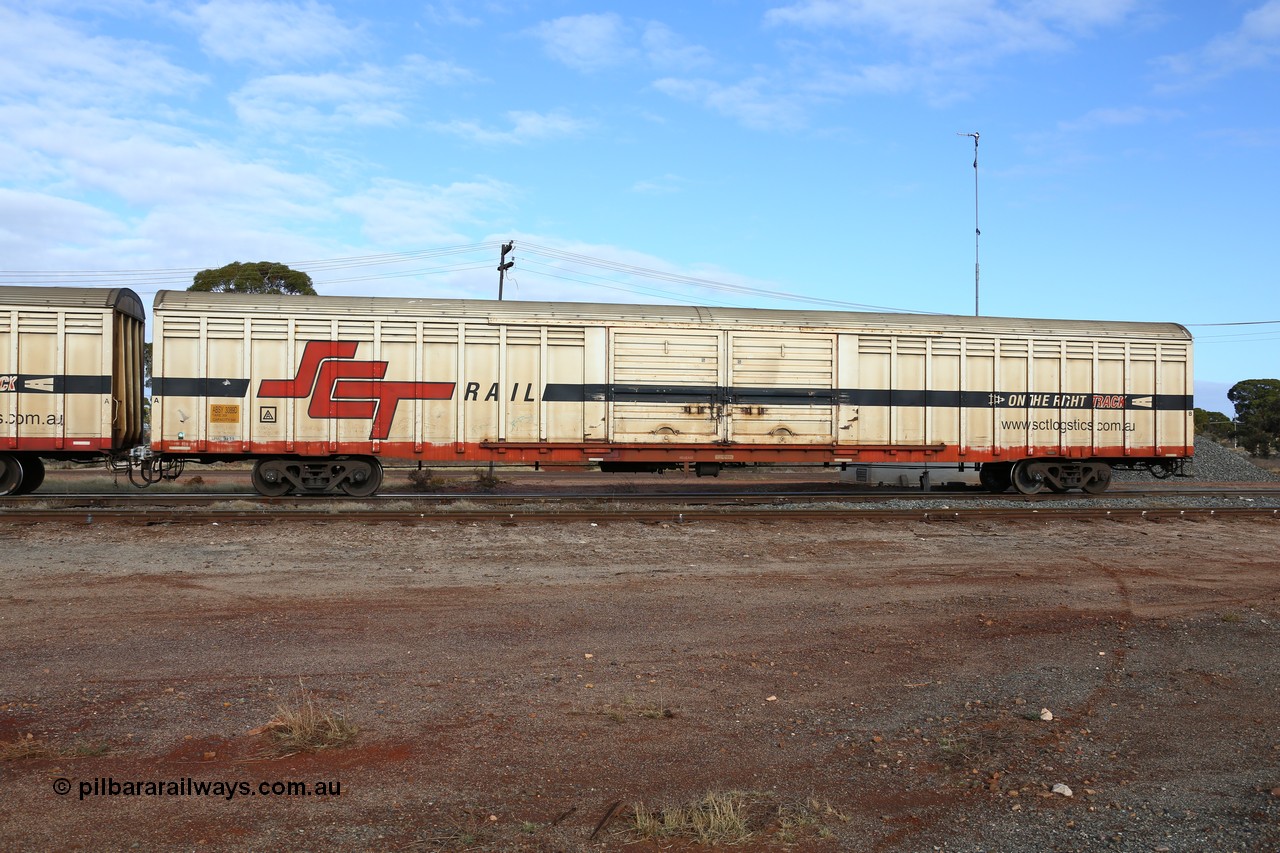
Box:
406, 468, 438, 492
250, 687, 357, 756
624, 790, 846, 845
0, 735, 110, 762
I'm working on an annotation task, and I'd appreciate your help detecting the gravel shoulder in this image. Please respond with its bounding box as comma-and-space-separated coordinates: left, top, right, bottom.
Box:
1, 514, 1278, 851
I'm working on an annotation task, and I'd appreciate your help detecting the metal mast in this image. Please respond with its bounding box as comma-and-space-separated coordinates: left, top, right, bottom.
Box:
957, 132, 980, 315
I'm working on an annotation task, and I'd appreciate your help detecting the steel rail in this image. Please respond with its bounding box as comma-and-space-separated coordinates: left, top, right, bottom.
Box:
3, 505, 1278, 525
7, 485, 1280, 508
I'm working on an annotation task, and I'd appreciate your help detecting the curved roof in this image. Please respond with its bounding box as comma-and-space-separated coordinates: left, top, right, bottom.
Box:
0, 285, 145, 322
153, 291, 1192, 341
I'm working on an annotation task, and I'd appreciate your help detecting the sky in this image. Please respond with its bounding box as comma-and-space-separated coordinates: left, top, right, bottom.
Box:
2, 1, 1278, 417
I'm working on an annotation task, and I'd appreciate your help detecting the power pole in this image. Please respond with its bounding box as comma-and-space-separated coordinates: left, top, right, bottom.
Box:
498, 241, 514, 300
490, 240, 515, 482
956, 132, 980, 316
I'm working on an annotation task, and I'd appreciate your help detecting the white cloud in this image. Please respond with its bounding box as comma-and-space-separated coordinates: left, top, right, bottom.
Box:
641, 22, 713, 71
763, 0, 1142, 100
802, 62, 921, 96
335, 178, 515, 245
1014, 104, 1187, 173
765, 0, 1136, 53
0, 7, 206, 107
231, 57, 472, 132
530, 13, 635, 72
1055, 106, 1183, 133
0, 189, 125, 253
1199, 127, 1280, 148
191, 0, 366, 67
631, 174, 687, 195
429, 110, 590, 145
423, 2, 482, 28
653, 77, 808, 131
673, 0, 1146, 123
233, 70, 406, 130
530, 14, 714, 74
5, 106, 324, 209
1157, 0, 1280, 87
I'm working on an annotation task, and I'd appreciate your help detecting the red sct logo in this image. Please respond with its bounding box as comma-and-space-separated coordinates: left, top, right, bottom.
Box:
258, 341, 454, 440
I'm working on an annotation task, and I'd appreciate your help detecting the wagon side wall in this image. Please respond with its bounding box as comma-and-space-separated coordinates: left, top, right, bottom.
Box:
152, 304, 596, 460
149, 292, 1194, 467
843, 329, 1194, 463
0, 287, 143, 457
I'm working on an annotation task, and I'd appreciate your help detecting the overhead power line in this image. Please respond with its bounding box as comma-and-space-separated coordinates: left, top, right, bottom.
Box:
1, 241, 943, 314
1187, 320, 1280, 326
516, 242, 939, 313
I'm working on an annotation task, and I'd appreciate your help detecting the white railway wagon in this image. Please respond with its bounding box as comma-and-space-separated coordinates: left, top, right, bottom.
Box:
150, 291, 1194, 496
0, 286, 146, 495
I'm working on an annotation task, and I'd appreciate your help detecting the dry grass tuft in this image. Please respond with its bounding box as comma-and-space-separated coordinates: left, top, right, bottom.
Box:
596, 699, 676, 724
0, 735, 110, 762
473, 470, 502, 490
630, 791, 754, 844
626, 790, 847, 845
0, 735, 58, 762
406, 467, 438, 492
251, 688, 357, 756
775, 796, 848, 843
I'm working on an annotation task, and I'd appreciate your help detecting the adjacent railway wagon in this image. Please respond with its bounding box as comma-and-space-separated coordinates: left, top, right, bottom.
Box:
0, 286, 146, 494
149, 290, 1194, 496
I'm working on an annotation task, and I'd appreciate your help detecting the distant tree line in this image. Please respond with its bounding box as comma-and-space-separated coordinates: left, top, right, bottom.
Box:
191, 261, 316, 295
1198, 378, 1280, 457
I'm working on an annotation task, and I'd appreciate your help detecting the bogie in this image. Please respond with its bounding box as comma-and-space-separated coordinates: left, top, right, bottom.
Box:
250, 457, 383, 497
1009, 459, 1114, 495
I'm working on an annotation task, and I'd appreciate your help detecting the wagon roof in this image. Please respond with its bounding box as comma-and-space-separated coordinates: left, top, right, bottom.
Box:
1, 285, 145, 321
153, 290, 1192, 340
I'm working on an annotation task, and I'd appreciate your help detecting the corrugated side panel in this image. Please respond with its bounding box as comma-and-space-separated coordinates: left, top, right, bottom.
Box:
728, 332, 834, 442
611, 329, 720, 442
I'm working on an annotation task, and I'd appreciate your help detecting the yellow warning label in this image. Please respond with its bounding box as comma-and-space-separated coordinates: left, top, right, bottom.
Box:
210, 404, 240, 423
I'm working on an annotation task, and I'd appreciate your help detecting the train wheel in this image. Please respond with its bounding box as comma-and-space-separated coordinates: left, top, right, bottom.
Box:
340, 457, 383, 497
0, 454, 24, 496
251, 459, 294, 497
15, 456, 44, 494
1082, 463, 1113, 495
978, 463, 1012, 493
1011, 460, 1046, 495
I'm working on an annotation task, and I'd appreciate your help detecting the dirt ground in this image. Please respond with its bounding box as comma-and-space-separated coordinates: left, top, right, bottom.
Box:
1, 509, 1279, 851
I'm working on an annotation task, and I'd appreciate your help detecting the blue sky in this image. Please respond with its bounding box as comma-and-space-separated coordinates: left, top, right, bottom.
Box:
2, 1, 1277, 416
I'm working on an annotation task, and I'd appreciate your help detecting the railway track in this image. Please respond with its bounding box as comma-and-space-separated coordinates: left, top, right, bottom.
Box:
3, 483, 1280, 505
1, 505, 1278, 525
3, 485, 1279, 525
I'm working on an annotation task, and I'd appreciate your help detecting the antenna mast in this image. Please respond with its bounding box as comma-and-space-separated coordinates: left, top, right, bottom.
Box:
956, 132, 980, 316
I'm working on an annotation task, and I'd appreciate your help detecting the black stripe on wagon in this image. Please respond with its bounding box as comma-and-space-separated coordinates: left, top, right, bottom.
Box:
0, 375, 112, 394
542, 384, 1192, 411
151, 377, 252, 397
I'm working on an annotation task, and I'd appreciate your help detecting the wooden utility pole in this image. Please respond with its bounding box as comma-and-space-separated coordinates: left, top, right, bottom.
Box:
490, 240, 515, 483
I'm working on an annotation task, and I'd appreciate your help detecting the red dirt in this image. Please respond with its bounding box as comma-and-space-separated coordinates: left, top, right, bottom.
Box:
1, 510, 1278, 851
